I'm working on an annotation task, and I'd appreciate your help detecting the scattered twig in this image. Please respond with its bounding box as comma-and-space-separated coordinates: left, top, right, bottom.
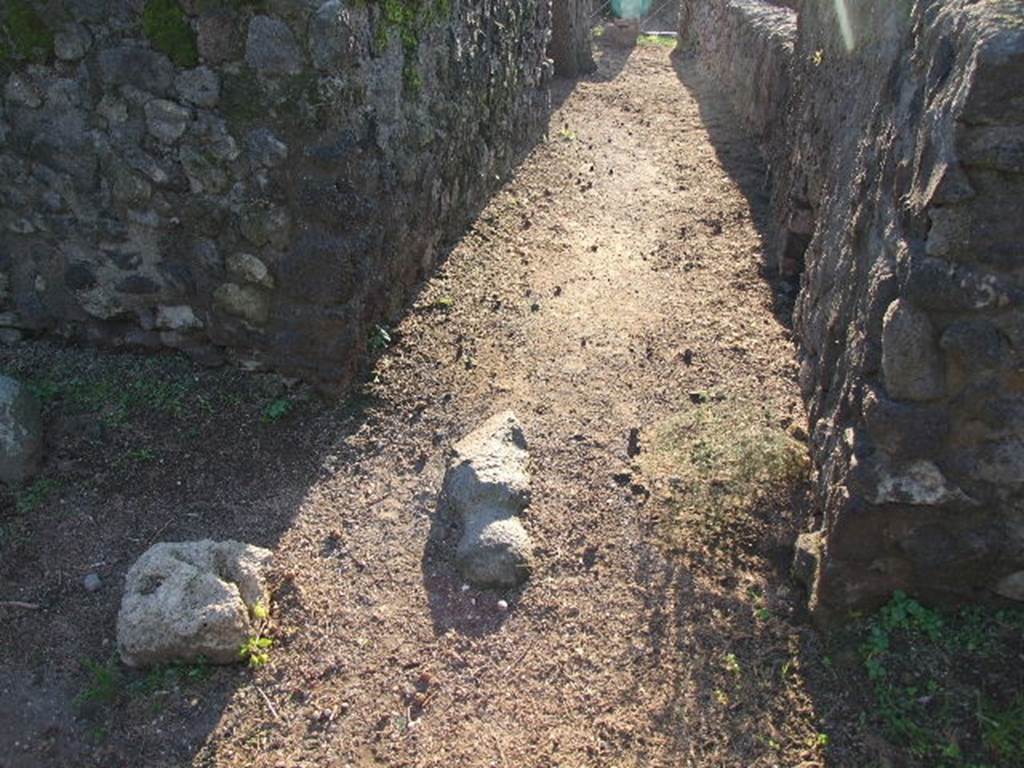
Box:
0, 600, 40, 610
491, 729, 510, 768
255, 685, 281, 723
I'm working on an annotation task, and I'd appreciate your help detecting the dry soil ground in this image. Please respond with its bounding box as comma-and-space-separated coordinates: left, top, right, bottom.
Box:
1, 38, 889, 768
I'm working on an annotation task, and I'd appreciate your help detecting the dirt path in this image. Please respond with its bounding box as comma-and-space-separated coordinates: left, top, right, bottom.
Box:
2, 40, 868, 768
203, 42, 822, 767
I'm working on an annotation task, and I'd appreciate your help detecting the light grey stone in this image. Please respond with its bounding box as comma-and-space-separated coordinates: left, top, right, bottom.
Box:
213, 283, 270, 326
443, 411, 533, 588
246, 128, 288, 167
227, 253, 275, 289
456, 510, 532, 588
445, 411, 531, 514
4, 74, 43, 108
144, 99, 191, 143
309, 0, 362, 70
116, 540, 272, 667
246, 16, 304, 75
83, 573, 102, 592
54, 23, 92, 61
864, 457, 977, 507
881, 299, 944, 401
994, 571, 1024, 601
155, 305, 203, 331
175, 67, 221, 108
0, 375, 44, 485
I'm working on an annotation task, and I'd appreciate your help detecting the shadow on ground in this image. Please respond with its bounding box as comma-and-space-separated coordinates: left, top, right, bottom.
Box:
670, 49, 800, 328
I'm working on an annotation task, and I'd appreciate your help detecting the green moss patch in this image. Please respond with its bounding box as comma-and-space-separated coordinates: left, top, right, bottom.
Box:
1, 0, 54, 64
143, 0, 198, 67
369, 0, 452, 94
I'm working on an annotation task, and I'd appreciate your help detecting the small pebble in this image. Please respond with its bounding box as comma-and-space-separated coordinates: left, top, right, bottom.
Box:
496, 600, 509, 612
83, 573, 102, 592
460, 583, 470, 592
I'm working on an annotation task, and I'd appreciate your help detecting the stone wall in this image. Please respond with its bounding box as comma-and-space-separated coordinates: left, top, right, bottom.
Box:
0, 1, 552, 386
677, 0, 796, 154
680, 0, 1024, 620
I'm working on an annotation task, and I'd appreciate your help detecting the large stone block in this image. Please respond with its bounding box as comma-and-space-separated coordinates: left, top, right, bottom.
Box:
117, 540, 272, 667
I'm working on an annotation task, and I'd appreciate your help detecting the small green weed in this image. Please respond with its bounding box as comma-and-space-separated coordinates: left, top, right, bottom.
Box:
637, 34, 677, 48
261, 397, 294, 424
134, 658, 212, 695
433, 295, 455, 310
239, 601, 273, 666
75, 658, 122, 709
15, 477, 59, 514
369, 324, 392, 353
858, 592, 1024, 767
557, 126, 578, 142
239, 635, 273, 667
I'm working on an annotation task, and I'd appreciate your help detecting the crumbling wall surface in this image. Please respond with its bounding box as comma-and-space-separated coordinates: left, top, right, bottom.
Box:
0, 1, 552, 385
784, 0, 1024, 618
677, 0, 796, 150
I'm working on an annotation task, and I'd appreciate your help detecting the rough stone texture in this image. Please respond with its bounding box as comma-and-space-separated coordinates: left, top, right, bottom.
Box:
551, 0, 595, 77
0, 374, 43, 485
443, 411, 533, 588
0, 1, 552, 387
681, 0, 1024, 619
678, 0, 796, 153
116, 539, 272, 668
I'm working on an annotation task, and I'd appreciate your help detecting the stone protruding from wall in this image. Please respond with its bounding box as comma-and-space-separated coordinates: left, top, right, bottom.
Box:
550, 0, 595, 77
0, 1, 552, 388
680, 0, 1024, 620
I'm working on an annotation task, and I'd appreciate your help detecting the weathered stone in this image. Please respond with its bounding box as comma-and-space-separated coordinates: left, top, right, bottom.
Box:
994, 571, 1024, 602
881, 299, 944, 401
54, 23, 92, 61
792, 530, 822, 589
213, 283, 270, 326
176, 67, 221, 108
443, 412, 532, 588
246, 127, 288, 167
862, 457, 977, 508
111, 165, 153, 206
246, 16, 304, 75
239, 205, 289, 249
155, 305, 203, 331
0, 376, 44, 485
144, 99, 191, 143
309, 1, 364, 71
227, 253, 274, 289
96, 46, 176, 96
4, 74, 43, 109
940, 319, 1004, 371
179, 147, 229, 194
862, 386, 949, 460
116, 540, 272, 667
197, 10, 243, 64
457, 511, 532, 589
